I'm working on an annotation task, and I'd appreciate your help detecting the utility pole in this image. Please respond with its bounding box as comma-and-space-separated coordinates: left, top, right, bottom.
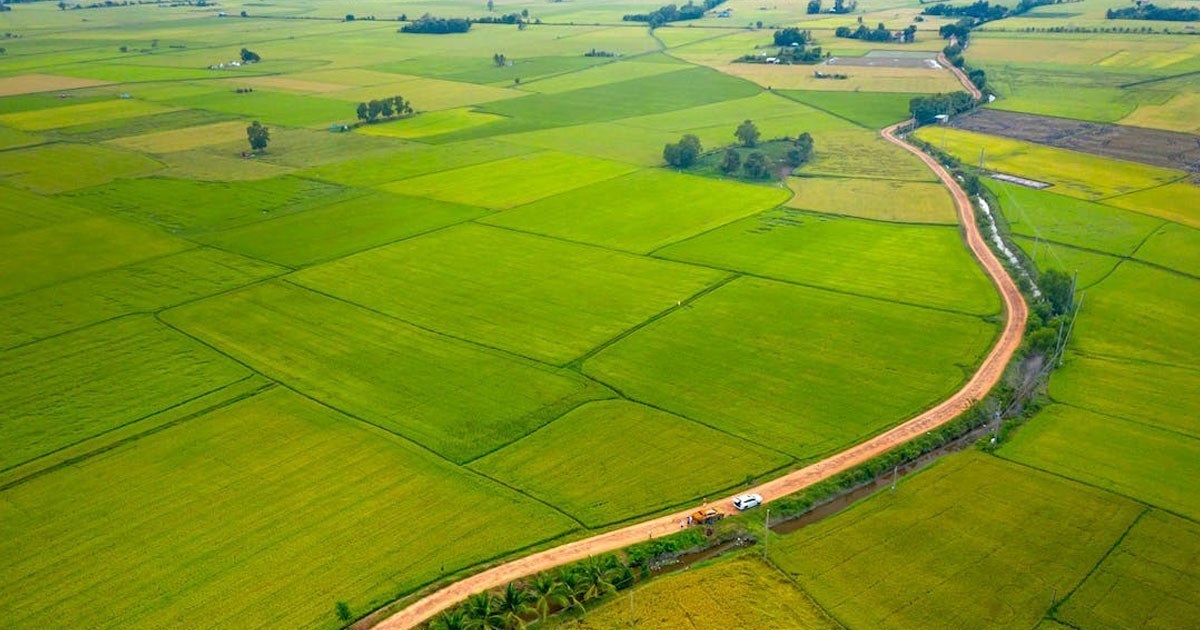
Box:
763, 507, 770, 560
1058, 292, 1085, 367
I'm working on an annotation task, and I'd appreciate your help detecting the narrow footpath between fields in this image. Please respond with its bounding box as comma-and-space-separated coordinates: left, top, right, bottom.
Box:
373, 68, 1024, 630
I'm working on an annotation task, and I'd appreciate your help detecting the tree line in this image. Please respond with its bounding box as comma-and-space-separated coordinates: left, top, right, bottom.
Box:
932, 0, 1062, 43
835, 22, 917, 43
400, 14, 471, 33
354, 96, 413, 123
1106, 3, 1199, 20
806, 0, 857, 14
664, 120, 814, 181
623, 0, 727, 26
909, 92, 975, 124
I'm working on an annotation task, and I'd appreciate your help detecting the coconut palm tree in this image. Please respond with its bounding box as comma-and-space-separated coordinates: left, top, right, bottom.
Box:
463, 592, 505, 630
576, 556, 619, 603
528, 571, 565, 620
429, 607, 468, 630
495, 582, 534, 628
557, 568, 588, 613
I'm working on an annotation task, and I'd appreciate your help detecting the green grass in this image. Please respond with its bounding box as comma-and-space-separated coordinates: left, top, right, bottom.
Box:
501, 122, 682, 165
0, 388, 578, 629
472, 400, 791, 526
161, 281, 609, 463
482, 169, 790, 254
0, 316, 249, 470
772, 452, 1143, 629
1135, 222, 1200, 279
64, 175, 354, 235
376, 54, 608, 85
565, 554, 837, 629
584, 277, 997, 459
1050, 354, 1200, 438
0, 98, 175, 131
0, 185, 93, 237
383, 151, 637, 209
658, 209, 1001, 315
1014, 238, 1121, 289
1000, 404, 1200, 519
1071, 262, 1198, 367
803, 129, 935, 181
525, 58, 684, 94
1105, 182, 1200, 230
428, 66, 762, 141
0, 215, 188, 297
987, 180, 1163, 255
913, 127, 1183, 199
0, 126, 44, 150
301, 138, 535, 187
781, 90, 922, 129
293, 223, 727, 365
787, 176, 957, 224
198, 192, 488, 267
0, 248, 284, 349
355, 108, 504, 139
1056, 510, 1200, 629
0, 142, 163, 193
166, 89, 355, 128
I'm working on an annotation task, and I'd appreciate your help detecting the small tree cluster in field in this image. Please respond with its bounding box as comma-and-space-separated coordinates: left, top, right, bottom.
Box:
835, 22, 916, 43
807, 0, 821, 13
475, 12, 526, 25
246, 121, 269, 152
584, 48, 619, 57
773, 27, 811, 47
909, 91, 974, 124
663, 134, 702, 168
719, 130, 814, 180
239, 47, 260, 63
401, 14, 471, 33
623, 0, 728, 27
735, 119, 761, 147
930, 0, 1061, 43
355, 96, 413, 123
831, 0, 857, 13
425, 554, 641, 629
492, 52, 507, 67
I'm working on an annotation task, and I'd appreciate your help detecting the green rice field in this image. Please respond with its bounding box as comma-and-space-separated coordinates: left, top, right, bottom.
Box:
2, 2, 1196, 627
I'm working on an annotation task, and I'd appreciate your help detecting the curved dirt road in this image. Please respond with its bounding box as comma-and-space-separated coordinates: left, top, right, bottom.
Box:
375, 106, 1026, 630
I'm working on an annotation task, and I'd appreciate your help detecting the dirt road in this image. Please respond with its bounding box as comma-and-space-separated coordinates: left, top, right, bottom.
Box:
940, 53, 983, 100
374, 93, 1026, 630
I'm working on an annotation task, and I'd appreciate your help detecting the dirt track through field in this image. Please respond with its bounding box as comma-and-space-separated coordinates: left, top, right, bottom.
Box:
373, 67, 1025, 630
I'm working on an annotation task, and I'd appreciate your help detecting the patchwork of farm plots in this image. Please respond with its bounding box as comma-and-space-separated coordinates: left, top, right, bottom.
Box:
3, 3, 1197, 629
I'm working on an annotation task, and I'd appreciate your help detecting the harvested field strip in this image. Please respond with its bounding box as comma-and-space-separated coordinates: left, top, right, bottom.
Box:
0, 99, 176, 131
787, 176, 957, 224
0, 74, 111, 97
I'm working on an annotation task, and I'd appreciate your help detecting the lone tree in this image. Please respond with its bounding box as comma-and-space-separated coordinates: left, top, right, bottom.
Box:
720, 149, 741, 174
1040, 269, 1074, 316
735, 119, 760, 147
742, 151, 770, 179
663, 134, 702, 168
335, 602, 352, 623
246, 120, 269, 152
239, 47, 260, 62
807, 0, 821, 13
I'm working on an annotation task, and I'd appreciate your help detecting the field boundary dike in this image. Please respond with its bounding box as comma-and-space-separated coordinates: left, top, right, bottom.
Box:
370, 89, 1029, 628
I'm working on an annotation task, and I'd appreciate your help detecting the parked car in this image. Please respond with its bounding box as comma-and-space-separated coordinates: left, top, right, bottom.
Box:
732, 493, 763, 510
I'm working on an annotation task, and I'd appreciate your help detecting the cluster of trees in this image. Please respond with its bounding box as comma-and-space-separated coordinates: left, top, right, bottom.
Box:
475, 11, 528, 25
932, 0, 1061, 42
1023, 268, 1075, 355
804, 0, 858, 12
246, 121, 269, 152
239, 48, 260, 63
354, 96, 413, 122
772, 27, 811, 46
923, 0, 1007, 21
423, 554, 638, 630
909, 91, 974, 124
737, 47, 826, 65
836, 22, 916, 42
623, 0, 726, 26
492, 52, 508, 66
1106, 3, 1199, 20
584, 49, 619, 57
721, 123, 814, 180
663, 134, 703, 168
401, 14, 471, 33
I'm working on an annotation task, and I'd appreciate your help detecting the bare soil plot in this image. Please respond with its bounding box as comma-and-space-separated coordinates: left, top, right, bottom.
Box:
0, 74, 111, 97
952, 108, 1200, 173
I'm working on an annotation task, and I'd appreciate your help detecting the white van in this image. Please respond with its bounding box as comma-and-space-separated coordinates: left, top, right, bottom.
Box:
732, 493, 763, 510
